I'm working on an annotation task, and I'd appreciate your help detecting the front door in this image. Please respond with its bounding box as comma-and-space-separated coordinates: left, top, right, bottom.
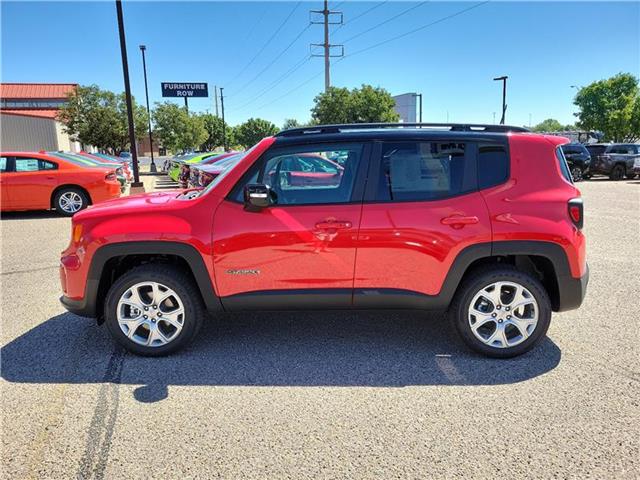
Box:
213, 142, 370, 308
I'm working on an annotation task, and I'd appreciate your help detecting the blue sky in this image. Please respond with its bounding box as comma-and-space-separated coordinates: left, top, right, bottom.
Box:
2, 1, 638, 128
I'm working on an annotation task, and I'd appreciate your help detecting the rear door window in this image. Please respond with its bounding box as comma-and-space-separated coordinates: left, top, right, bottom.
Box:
14, 158, 40, 172
376, 141, 476, 201
0, 157, 8, 173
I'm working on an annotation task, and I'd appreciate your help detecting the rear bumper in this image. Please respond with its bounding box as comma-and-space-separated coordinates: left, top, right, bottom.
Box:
556, 264, 589, 312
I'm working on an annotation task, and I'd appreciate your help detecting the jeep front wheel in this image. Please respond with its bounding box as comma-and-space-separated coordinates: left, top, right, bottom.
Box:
450, 267, 551, 358
104, 265, 204, 356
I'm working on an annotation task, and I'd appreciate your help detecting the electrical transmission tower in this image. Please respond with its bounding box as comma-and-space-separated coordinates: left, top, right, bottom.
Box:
310, 0, 344, 92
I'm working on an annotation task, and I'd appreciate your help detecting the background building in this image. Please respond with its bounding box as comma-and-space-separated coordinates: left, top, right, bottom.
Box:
393, 93, 418, 123
0, 83, 82, 152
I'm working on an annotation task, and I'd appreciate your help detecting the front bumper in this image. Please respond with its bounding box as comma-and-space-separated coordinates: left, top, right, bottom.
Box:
555, 263, 589, 312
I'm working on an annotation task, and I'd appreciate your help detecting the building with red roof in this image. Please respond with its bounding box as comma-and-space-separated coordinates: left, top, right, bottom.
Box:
1, 83, 82, 151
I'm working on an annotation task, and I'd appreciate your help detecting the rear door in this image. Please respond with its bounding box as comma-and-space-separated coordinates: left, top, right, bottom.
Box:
213, 141, 370, 307
3, 156, 60, 209
353, 139, 492, 305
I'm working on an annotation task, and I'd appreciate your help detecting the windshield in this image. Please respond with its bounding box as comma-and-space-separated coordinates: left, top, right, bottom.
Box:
197, 148, 254, 197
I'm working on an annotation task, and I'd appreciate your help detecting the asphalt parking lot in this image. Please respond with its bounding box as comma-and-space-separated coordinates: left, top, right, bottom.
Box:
1, 178, 638, 479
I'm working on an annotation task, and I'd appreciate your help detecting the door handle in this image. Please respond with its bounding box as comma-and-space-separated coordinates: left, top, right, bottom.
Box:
315, 220, 352, 230
441, 215, 479, 227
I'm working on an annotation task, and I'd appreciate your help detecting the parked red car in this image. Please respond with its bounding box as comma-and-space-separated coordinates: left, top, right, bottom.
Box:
1, 151, 121, 215
60, 123, 588, 358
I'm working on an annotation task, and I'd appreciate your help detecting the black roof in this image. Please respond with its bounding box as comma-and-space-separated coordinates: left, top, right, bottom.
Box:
274, 123, 527, 146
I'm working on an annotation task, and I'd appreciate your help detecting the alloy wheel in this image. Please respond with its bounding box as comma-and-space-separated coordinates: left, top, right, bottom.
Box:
571, 167, 583, 182
58, 192, 83, 213
468, 281, 539, 349
117, 281, 185, 347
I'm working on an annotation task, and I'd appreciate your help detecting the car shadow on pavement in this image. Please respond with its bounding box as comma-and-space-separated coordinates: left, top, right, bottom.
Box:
0, 210, 62, 220
1, 311, 561, 402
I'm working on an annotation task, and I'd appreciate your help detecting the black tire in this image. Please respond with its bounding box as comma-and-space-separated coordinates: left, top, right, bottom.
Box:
104, 265, 205, 356
53, 187, 88, 216
626, 173, 637, 179
609, 164, 625, 181
449, 266, 552, 358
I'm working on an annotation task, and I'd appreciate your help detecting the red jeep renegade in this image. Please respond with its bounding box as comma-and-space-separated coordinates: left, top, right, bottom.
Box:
60, 123, 588, 358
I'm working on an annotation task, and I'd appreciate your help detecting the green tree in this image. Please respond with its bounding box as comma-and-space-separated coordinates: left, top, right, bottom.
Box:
310, 84, 399, 124
310, 87, 352, 124
199, 113, 230, 151
282, 118, 301, 130
235, 118, 279, 148
532, 118, 565, 132
573, 73, 640, 142
152, 102, 207, 153
57, 84, 148, 153
351, 85, 400, 123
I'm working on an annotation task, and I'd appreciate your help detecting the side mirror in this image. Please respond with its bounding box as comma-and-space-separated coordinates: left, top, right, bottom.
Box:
244, 184, 273, 211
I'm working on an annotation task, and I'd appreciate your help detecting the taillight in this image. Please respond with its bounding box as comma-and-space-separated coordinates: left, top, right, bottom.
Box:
105, 172, 117, 182
568, 198, 584, 229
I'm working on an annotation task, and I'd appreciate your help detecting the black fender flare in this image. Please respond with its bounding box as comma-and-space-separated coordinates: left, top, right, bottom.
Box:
62, 241, 222, 318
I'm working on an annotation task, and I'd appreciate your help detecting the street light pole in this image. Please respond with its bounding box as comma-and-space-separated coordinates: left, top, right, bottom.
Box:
115, 0, 142, 189
493, 75, 508, 125
220, 87, 227, 151
139, 45, 156, 173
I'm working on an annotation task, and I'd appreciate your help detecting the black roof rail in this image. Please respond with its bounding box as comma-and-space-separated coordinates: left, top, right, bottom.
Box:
276, 122, 530, 137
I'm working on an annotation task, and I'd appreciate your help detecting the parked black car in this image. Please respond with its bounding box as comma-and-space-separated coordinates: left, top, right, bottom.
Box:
586, 143, 640, 180
561, 143, 591, 181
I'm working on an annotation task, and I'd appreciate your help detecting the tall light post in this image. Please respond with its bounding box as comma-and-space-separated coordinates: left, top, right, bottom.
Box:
493, 75, 508, 125
115, 0, 142, 189
139, 45, 156, 173
220, 87, 227, 151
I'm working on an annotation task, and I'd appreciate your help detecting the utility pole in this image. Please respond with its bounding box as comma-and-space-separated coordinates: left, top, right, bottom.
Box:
493, 75, 508, 125
139, 45, 156, 173
311, 1, 343, 92
115, 0, 142, 189
184, 97, 189, 113
220, 87, 227, 151
214, 85, 219, 117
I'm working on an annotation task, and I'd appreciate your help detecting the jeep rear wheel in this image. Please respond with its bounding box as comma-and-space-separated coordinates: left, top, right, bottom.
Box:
609, 164, 625, 181
104, 265, 205, 356
450, 266, 551, 358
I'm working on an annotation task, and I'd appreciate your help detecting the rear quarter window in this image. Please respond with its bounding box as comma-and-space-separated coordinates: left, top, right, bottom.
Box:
478, 143, 509, 189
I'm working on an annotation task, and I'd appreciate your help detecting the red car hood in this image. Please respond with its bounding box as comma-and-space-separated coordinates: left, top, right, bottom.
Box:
75, 190, 182, 220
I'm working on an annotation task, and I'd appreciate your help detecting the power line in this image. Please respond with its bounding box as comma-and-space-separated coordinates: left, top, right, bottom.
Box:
226, 2, 302, 86
228, 23, 312, 98
340, 1, 429, 44
334, 1, 389, 33
234, 1, 490, 115
346, 1, 490, 58
229, 55, 311, 111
